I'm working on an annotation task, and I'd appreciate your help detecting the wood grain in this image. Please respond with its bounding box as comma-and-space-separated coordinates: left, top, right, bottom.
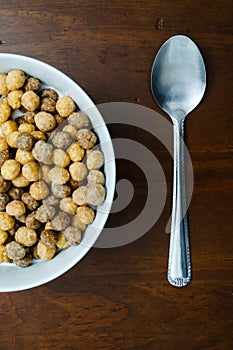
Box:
0, 1, 232, 349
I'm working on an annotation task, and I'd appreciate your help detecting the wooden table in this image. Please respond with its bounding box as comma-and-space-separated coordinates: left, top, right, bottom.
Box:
0, 1, 232, 349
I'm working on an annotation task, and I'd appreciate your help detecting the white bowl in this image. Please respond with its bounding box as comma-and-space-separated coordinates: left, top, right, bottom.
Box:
0, 53, 115, 292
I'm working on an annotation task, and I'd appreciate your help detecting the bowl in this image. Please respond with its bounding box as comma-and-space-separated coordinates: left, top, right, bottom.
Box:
0, 53, 115, 292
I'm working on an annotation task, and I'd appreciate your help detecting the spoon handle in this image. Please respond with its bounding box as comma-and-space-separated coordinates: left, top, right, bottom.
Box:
168, 118, 191, 287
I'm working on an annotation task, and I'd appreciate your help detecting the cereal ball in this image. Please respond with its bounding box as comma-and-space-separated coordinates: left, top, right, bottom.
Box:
1, 159, 21, 180
18, 123, 35, 133
22, 161, 40, 181
0, 101, 11, 124
69, 162, 87, 182
60, 197, 77, 215
15, 149, 34, 165
0, 137, 8, 151
8, 187, 23, 200
76, 206, 95, 225
0, 193, 10, 210
48, 166, 70, 185
72, 186, 87, 206
6, 131, 20, 148
21, 91, 40, 111
0, 73, 10, 95
31, 246, 40, 259
86, 184, 106, 206
40, 229, 57, 248
7, 89, 23, 109
62, 124, 78, 138
24, 77, 40, 92
0, 245, 11, 263
67, 142, 85, 162
41, 88, 58, 101
44, 222, 54, 231
52, 149, 70, 168
56, 232, 70, 249
15, 253, 33, 267
15, 214, 26, 223
24, 111, 35, 124
6, 200, 26, 216
25, 212, 42, 229
31, 130, 46, 141
51, 131, 73, 149
32, 140, 53, 163
12, 173, 30, 188
87, 170, 105, 185
72, 215, 87, 231
0, 149, 10, 167
68, 112, 90, 129
41, 97, 56, 113
37, 240, 56, 260
54, 114, 65, 126
1, 120, 18, 136
56, 96, 76, 117
77, 129, 97, 149
30, 181, 49, 200
86, 150, 104, 170
35, 111, 56, 132
15, 116, 26, 125
0, 212, 15, 230
43, 195, 59, 207
63, 226, 82, 245
69, 178, 79, 190
6, 241, 25, 260
0, 229, 8, 245
15, 227, 37, 247
51, 183, 71, 198
22, 192, 39, 211
51, 212, 70, 231
8, 220, 20, 236
40, 165, 51, 183
6, 69, 25, 90
0, 174, 11, 193
35, 204, 56, 223
16, 132, 34, 151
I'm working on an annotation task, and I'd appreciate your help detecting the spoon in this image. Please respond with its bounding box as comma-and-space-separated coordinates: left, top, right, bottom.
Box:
151, 35, 206, 287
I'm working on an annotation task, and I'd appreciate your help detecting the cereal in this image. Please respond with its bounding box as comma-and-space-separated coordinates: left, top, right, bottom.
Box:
60, 197, 77, 215
87, 170, 105, 185
0, 245, 11, 263
1, 159, 21, 180
25, 212, 42, 229
52, 149, 70, 168
68, 112, 89, 129
40, 165, 51, 183
0, 149, 10, 167
56, 232, 70, 249
1, 120, 18, 136
67, 142, 85, 162
15, 253, 33, 267
6, 70, 25, 90
0, 229, 8, 245
51, 131, 73, 149
8, 187, 23, 200
48, 166, 70, 185
6, 131, 20, 148
18, 123, 36, 133
63, 226, 81, 246
51, 183, 71, 198
12, 173, 30, 187
72, 215, 87, 232
0, 137, 8, 151
22, 161, 40, 181
0, 175, 11, 193
72, 186, 87, 206
41, 88, 58, 101
15, 149, 34, 164
86, 184, 106, 206
41, 97, 56, 113
7, 90, 23, 109
55, 114, 65, 126
21, 91, 40, 111
0, 73, 10, 95
76, 206, 95, 225
6, 200, 26, 216
24, 111, 35, 124
16, 132, 34, 151
0, 212, 15, 230
40, 230, 57, 248
69, 162, 87, 182
35, 111, 56, 132
22, 192, 39, 211
56, 96, 76, 117
0, 193, 10, 210
15, 214, 26, 223
69, 178, 79, 190
32, 140, 53, 163
30, 181, 49, 200
31, 130, 46, 141
0, 101, 11, 124
77, 128, 97, 149
24, 77, 40, 92
51, 212, 70, 231
37, 240, 56, 260
86, 150, 104, 170
35, 205, 55, 223
15, 227, 37, 247
62, 124, 78, 138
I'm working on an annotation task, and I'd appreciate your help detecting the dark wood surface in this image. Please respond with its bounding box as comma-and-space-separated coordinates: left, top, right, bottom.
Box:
0, 1, 232, 349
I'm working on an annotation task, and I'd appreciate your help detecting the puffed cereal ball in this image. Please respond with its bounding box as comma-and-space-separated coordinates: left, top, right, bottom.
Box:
51, 212, 70, 231
31, 130, 46, 141
62, 124, 78, 138
52, 149, 70, 168
7, 89, 23, 109
0, 73, 10, 95
30, 181, 49, 200
0, 193, 10, 210
86, 184, 106, 206
22, 161, 40, 181
14, 253, 33, 267
15, 227, 37, 247
69, 162, 87, 182
6, 131, 20, 148
0, 212, 15, 230
25, 212, 42, 229
56, 96, 76, 117
41, 88, 58, 101
35, 111, 56, 132
67, 142, 85, 162
8, 187, 23, 200
86, 150, 104, 170
0, 101, 11, 123
24, 77, 40, 92
22, 192, 39, 211
56, 232, 70, 249
41, 97, 56, 113
21, 91, 40, 111
72, 186, 87, 206
6, 241, 25, 260
51, 131, 73, 149
76, 206, 95, 225
40, 165, 51, 183
12, 173, 30, 187
63, 226, 82, 246
48, 166, 70, 185
0, 149, 10, 167
6, 69, 25, 90
87, 170, 105, 185
15, 149, 34, 165
35, 205, 55, 223
32, 140, 53, 163
1, 159, 21, 180
72, 215, 86, 231
68, 112, 90, 129
51, 183, 71, 198
77, 128, 97, 149
0, 174, 11, 193
6, 200, 26, 216
24, 111, 35, 123
43, 195, 59, 207
0, 137, 8, 151
40, 230, 57, 248
18, 123, 36, 133
0, 229, 8, 244
55, 114, 65, 126
37, 240, 56, 260
1, 120, 18, 136
60, 197, 77, 215
16, 132, 34, 151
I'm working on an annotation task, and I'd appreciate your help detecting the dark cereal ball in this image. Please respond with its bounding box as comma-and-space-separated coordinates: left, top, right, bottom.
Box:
43, 195, 59, 207
8, 187, 24, 200
24, 111, 35, 124
14, 253, 33, 267
63, 226, 82, 246
51, 212, 70, 231
21, 192, 40, 211
41, 88, 58, 101
51, 183, 71, 199
0, 174, 11, 193
0, 193, 10, 211
51, 131, 73, 149
40, 229, 58, 248
25, 212, 42, 229
6, 241, 26, 260
35, 205, 56, 223
77, 129, 97, 149
16, 132, 34, 151
0, 149, 10, 167
41, 97, 56, 113
24, 77, 40, 92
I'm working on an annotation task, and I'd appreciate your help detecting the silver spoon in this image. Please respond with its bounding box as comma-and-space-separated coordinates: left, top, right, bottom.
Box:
151, 35, 206, 287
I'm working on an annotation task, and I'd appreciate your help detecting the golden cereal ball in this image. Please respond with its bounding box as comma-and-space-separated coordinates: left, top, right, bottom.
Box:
0, 229, 8, 245
69, 162, 87, 182
52, 149, 70, 168
0, 212, 15, 230
6, 69, 25, 90
77, 129, 97, 149
67, 142, 85, 162
22, 161, 40, 181
37, 240, 56, 260
86, 150, 104, 170
6, 200, 26, 216
21, 91, 40, 111
6, 131, 20, 148
0, 137, 8, 151
0, 245, 11, 263
1, 120, 18, 136
15, 149, 34, 165
56, 96, 76, 117
60, 197, 77, 215
72, 186, 87, 206
0, 73, 10, 95
30, 181, 49, 200
56, 232, 70, 249
35, 111, 56, 132
0, 101, 11, 124
18, 123, 36, 133
31, 130, 46, 141
12, 173, 30, 187
1, 159, 21, 180
15, 227, 37, 247
62, 124, 78, 138
7, 89, 23, 109
76, 206, 95, 225
48, 166, 70, 185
